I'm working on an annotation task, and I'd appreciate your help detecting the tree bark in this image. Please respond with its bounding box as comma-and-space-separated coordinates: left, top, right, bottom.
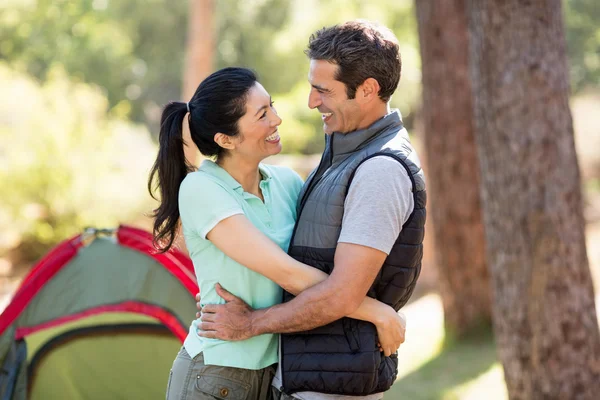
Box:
415, 0, 491, 337
467, 1, 600, 398
182, 0, 215, 167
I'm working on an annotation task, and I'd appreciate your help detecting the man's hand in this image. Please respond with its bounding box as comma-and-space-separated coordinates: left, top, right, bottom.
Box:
197, 284, 256, 341
375, 309, 407, 357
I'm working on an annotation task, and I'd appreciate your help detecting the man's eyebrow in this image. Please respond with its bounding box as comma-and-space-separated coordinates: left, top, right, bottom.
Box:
311, 84, 330, 92
254, 97, 272, 117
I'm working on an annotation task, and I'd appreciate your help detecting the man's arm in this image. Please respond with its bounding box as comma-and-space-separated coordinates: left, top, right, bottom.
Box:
199, 242, 387, 335
252, 242, 387, 334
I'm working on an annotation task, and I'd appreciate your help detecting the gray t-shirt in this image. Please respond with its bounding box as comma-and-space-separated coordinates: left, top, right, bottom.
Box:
272, 156, 414, 399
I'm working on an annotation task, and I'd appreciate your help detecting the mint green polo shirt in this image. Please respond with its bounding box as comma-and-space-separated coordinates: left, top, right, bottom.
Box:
179, 159, 304, 370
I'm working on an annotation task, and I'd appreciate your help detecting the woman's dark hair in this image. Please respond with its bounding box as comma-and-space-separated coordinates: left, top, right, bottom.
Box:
148, 67, 258, 252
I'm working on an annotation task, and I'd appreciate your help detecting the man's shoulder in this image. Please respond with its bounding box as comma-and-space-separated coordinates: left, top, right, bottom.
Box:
352, 155, 412, 186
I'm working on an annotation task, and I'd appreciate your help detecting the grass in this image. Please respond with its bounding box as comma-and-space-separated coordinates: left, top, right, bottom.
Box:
385, 294, 507, 400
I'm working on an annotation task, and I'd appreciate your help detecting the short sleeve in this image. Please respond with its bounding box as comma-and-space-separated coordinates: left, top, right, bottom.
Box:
338, 156, 414, 254
178, 172, 244, 239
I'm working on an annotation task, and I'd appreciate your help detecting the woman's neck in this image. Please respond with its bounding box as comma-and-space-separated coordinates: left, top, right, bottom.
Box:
217, 156, 263, 199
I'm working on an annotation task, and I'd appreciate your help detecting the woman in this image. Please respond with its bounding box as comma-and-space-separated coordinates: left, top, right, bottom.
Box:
148, 67, 405, 400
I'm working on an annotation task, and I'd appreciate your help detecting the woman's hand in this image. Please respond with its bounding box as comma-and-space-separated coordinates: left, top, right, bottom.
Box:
375, 307, 407, 357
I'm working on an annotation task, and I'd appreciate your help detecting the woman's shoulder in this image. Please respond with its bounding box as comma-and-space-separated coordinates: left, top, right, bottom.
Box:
179, 170, 233, 203
181, 170, 215, 190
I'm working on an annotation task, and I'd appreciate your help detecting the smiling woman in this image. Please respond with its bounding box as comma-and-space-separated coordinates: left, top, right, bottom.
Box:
213, 83, 283, 165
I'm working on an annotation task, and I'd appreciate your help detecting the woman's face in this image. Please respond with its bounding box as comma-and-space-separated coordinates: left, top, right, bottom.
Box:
232, 82, 282, 162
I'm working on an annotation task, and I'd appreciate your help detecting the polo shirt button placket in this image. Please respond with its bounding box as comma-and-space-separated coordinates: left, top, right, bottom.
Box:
262, 185, 273, 229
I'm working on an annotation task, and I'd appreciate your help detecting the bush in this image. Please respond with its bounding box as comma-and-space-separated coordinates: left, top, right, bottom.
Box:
0, 63, 157, 263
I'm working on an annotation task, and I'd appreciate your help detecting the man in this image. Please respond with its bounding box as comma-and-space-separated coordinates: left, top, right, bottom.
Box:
198, 20, 426, 399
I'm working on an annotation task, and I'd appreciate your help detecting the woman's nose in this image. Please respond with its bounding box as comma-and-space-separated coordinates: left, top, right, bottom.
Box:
271, 111, 282, 127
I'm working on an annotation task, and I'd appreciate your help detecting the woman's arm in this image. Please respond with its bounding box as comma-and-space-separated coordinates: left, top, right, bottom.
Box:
206, 214, 405, 354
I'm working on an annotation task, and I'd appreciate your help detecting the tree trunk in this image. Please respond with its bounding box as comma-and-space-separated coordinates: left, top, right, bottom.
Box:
467, 1, 600, 398
415, 0, 491, 338
182, 0, 215, 167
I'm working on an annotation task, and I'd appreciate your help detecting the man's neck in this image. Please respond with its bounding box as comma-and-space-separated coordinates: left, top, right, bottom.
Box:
353, 103, 390, 132
217, 156, 263, 198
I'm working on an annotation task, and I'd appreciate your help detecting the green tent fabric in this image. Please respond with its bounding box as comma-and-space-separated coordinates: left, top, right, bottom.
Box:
0, 226, 198, 400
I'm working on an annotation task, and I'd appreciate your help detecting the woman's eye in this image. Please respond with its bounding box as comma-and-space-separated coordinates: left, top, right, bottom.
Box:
260, 111, 268, 119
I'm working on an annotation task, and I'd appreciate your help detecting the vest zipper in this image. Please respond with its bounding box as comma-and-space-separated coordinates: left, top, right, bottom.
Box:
281, 134, 334, 393
288, 134, 334, 246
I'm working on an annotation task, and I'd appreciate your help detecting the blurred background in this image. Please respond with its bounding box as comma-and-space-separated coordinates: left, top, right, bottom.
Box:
0, 0, 598, 399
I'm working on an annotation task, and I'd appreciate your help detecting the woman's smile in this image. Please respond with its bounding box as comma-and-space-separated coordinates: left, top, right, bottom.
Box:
265, 130, 280, 143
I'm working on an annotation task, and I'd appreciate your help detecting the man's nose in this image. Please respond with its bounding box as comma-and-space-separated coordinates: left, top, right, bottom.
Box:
308, 90, 321, 109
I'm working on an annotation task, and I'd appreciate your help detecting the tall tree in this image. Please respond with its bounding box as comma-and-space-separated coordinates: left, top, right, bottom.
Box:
415, 0, 491, 337
182, 0, 215, 166
467, 1, 600, 398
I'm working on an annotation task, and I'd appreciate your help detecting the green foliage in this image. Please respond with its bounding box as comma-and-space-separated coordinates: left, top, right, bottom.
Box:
0, 0, 188, 128
0, 0, 421, 154
564, 0, 600, 92
1, 0, 597, 154
0, 63, 157, 261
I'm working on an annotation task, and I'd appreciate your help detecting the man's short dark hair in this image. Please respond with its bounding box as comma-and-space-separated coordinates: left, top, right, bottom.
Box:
305, 20, 401, 102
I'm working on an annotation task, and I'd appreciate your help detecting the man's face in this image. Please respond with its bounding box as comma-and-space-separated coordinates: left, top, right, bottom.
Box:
307, 59, 362, 135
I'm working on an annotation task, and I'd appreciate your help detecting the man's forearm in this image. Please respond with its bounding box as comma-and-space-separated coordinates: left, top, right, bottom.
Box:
250, 279, 353, 335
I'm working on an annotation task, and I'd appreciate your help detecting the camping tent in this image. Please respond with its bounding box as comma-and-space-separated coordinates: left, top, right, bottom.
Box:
0, 225, 198, 399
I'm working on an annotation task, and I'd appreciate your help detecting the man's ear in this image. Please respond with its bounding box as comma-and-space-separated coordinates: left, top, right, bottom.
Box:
214, 133, 236, 150
356, 78, 381, 104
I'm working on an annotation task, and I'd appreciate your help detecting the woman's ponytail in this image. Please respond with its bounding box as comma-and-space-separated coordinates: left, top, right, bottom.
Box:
148, 101, 191, 252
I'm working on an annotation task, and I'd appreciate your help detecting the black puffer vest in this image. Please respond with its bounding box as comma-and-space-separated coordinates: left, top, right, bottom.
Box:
281, 111, 426, 396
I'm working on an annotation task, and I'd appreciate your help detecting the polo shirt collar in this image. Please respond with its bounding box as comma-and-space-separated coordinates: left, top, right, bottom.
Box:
200, 160, 272, 195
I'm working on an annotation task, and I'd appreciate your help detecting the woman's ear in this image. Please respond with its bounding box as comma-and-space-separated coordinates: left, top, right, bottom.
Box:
214, 133, 236, 150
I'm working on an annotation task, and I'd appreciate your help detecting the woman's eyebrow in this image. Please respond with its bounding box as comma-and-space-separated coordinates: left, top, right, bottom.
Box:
254, 97, 273, 116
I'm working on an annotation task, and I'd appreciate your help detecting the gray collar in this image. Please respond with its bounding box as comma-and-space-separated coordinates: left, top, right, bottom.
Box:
330, 110, 403, 156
